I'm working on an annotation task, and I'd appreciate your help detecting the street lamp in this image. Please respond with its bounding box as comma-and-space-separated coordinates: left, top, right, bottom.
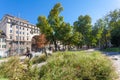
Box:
18, 14, 20, 54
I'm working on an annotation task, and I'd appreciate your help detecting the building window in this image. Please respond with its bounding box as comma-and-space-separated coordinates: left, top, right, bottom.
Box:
20, 32, 21, 34
20, 36, 21, 40
1, 38, 5, 42
10, 36, 12, 39
20, 27, 21, 29
10, 30, 12, 33
24, 23, 27, 26
2, 45, 6, 48
21, 22, 23, 25
27, 33, 29, 35
16, 26, 18, 29
23, 37, 24, 40
10, 24, 12, 28
16, 31, 18, 34
8, 19, 11, 22
27, 29, 28, 31
23, 27, 24, 30
23, 32, 24, 34
16, 36, 18, 40
27, 37, 29, 40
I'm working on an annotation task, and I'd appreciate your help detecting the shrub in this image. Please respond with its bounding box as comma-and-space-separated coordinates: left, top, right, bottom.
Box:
0, 56, 39, 80
39, 51, 117, 80
32, 54, 47, 64
102, 47, 120, 52
0, 56, 25, 79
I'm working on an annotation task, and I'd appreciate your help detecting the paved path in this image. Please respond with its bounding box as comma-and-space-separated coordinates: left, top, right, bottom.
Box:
0, 59, 8, 63
85, 49, 120, 80
103, 52, 120, 80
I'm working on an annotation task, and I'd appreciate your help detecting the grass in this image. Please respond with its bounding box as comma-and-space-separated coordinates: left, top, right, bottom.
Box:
32, 54, 47, 64
0, 76, 8, 80
0, 57, 7, 60
0, 51, 117, 80
102, 47, 120, 52
39, 51, 117, 80
0, 78, 8, 80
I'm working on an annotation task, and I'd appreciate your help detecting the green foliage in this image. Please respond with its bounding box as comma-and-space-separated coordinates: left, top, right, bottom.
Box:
73, 15, 92, 47
70, 32, 83, 46
0, 77, 8, 80
111, 20, 120, 47
36, 16, 53, 40
37, 3, 72, 50
93, 9, 120, 48
102, 47, 120, 52
39, 51, 116, 80
93, 18, 109, 48
32, 54, 47, 64
57, 22, 72, 45
0, 57, 39, 80
0, 57, 25, 79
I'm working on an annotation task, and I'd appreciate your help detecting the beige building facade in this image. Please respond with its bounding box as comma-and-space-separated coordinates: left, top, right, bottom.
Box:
0, 31, 6, 51
0, 14, 40, 53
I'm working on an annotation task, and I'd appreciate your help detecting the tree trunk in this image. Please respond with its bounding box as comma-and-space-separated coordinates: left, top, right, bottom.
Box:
53, 40, 57, 51
105, 35, 108, 49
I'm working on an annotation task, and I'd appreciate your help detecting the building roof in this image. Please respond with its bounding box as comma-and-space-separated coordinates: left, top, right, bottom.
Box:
1, 14, 36, 26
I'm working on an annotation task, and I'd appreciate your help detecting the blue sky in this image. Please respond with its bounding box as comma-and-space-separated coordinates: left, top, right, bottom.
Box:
0, 0, 120, 25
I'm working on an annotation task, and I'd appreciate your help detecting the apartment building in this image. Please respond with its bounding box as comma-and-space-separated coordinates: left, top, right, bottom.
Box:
0, 14, 40, 53
0, 30, 6, 51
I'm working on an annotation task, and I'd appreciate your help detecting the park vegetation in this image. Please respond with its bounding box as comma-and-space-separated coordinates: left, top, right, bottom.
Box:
37, 3, 120, 51
0, 2, 119, 80
0, 51, 117, 80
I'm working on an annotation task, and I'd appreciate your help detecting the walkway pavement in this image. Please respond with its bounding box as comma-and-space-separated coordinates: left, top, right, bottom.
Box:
103, 52, 120, 80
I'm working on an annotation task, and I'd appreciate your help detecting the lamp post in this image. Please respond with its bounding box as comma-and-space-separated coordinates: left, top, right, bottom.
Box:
17, 14, 20, 54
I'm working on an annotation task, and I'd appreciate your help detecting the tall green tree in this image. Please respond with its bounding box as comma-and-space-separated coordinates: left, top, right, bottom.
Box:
104, 9, 120, 46
37, 3, 73, 51
37, 16, 53, 41
93, 19, 107, 48
93, 9, 120, 48
47, 3, 64, 51
111, 20, 120, 47
71, 32, 83, 47
73, 15, 92, 48
57, 22, 72, 45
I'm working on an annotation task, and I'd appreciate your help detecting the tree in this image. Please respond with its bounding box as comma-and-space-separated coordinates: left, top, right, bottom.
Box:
102, 9, 120, 48
73, 15, 92, 48
57, 22, 72, 45
37, 3, 73, 51
93, 9, 120, 48
71, 32, 83, 47
93, 19, 106, 48
32, 34, 48, 51
47, 3, 64, 51
111, 20, 120, 47
36, 16, 53, 41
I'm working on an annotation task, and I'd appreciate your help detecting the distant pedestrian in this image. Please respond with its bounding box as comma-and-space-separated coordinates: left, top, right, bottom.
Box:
25, 47, 32, 59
